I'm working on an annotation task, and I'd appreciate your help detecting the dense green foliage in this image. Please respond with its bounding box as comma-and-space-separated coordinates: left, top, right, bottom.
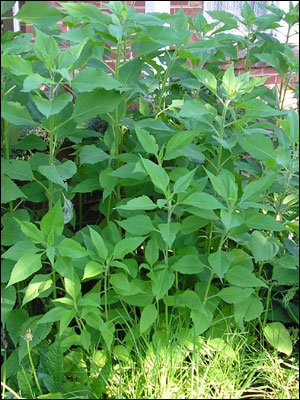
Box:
1, 1, 299, 398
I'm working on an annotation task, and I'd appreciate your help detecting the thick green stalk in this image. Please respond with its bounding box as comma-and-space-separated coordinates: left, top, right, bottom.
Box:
156, 50, 177, 112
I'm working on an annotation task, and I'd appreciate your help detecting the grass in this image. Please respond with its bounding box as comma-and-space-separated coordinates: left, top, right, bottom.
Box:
105, 330, 299, 400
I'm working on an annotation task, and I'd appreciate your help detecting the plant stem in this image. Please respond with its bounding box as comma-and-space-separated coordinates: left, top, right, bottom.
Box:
26, 341, 43, 396
104, 263, 109, 321
156, 50, 177, 112
216, 100, 230, 175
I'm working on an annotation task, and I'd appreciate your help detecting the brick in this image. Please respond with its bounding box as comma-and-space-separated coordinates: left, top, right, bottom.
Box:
249, 68, 264, 76
134, 1, 146, 5
189, 1, 203, 6
171, 1, 189, 5
182, 8, 200, 17
264, 76, 276, 85
263, 66, 277, 75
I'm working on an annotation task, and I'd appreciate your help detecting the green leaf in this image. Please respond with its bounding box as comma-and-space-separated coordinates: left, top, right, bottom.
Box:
1, 54, 32, 76
2, 240, 37, 261
165, 130, 198, 160
16, 1, 64, 25
71, 67, 123, 92
1, 159, 34, 181
245, 213, 286, 231
139, 96, 150, 116
189, 69, 217, 91
234, 295, 264, 328
1, 286, 16, 325
23, 73, 53, 92
83, 261, 104, 280
239, 133, 276, 161
22, 274, 52, 306
250, 230, 279, 262
135, 126, 158, 155
72, 89, 125, 122
59, 1, 111, 25
116, 195, 157, 211
56, 238, 88, 258
1, 1, 16, 16
38, 307, 68, 324
7, 253, 42, 286
117, 215, 154, 236
205, 169, 237, 203
88, 226, 108, 260
173, 168, 197, 194
113, 237, 145, 260
263, 322, 292, 356
208, 251, 234, 280
178, 100, 213, 121
240, 174, 276, 203
79, 144, 110, 164
140, 158, 169, 193
140, 304, 157, 334
34, 28, 60, 69
1, 175, 27, 203
181, 192, 225, 209
80, 329, 91, 351
1, 101, 37, 126
16, 220, 45, 244
41, 200, 64, 241
148, 268, 175, 300
72, 178, 99, 193
171, 255, 204, 274
191, 308, 213, 335
225, 265, 268, 288
110, 273, 131, 295
222, 64, 237, 96
217, 287, 254, 304
145, 238, 159, 267
59, 41, 86, 70
32, 92, 72, 119
241, 1, 256, 23
158, 222, 180, 248
220, 210, 244, 233
38, 165, 67, 189
17, 369, 34, 398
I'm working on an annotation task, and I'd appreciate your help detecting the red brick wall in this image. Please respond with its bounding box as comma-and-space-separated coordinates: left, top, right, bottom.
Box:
171, 0, 202, 16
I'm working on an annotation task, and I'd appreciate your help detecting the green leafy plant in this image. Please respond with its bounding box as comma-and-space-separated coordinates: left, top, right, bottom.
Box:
1, 1, 299, 398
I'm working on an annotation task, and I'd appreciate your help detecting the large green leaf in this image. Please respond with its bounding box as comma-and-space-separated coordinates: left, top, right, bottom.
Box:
34, 28, 60, 69
72, 89, 125, 122
1, 286, 16, 325
148, 268, 175, 300
1, 54, 32, 76
250, 230, 279, 262
16, 221, 45, 244
173, 168, 197, 194
71, 67, 123, 92
245, 213, 286, 231
56, 239, 88, 258
181, 192, 226, 209
225, 265, 268, 288
208, 251, 234, 280
116, 196, 157, 211
165, 130, 198, 160
140, 304, 157, 334
113, 237, 145, 260
22, 274, 52, 306
1, 159, 34, 181
59, 42, 86, 70
217, 287, 254, 304
88, 227, 108, 260
240, 174, 276, 203
117, 215, 154, 236
171, 255, 204, 274
38, 165, 67, 189
1, 101, 37, 126
140, 158, 169, 193
32, 93, 73, 119
1, 175, 27, 203
16, 1, 64, 25
135, 126, 158, 155
191, 307, 213, 335
205, 169, 237, 203
7, 253, 42, 286
79, 144, 110, 165
158, 222, 180, 249
40, 200, 64, 241
263, 322, 293, 356
239, 133, 276, 161
59, 1, 111, 25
